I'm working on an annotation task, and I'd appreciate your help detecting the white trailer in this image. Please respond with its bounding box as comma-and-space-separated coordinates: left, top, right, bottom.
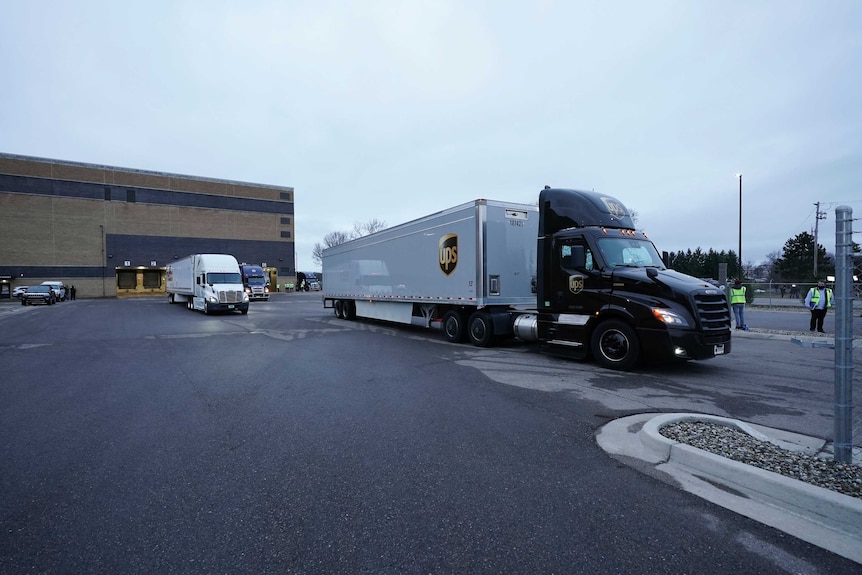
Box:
322, 199, 537, 344
166, 254, 250, 314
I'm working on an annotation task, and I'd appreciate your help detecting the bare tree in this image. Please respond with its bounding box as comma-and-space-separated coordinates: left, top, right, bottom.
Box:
312, 230, 352, 266
351, 218, 387, 238
312, 220, 387, 265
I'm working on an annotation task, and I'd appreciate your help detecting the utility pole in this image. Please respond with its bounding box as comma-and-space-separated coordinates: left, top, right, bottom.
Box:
736, 174, 742, 278
813, 202, 827, 277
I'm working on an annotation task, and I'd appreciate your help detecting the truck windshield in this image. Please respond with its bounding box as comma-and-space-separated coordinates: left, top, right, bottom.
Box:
207, 272, 242, 284
597, 237, 665, 269
246, 276, 266, 286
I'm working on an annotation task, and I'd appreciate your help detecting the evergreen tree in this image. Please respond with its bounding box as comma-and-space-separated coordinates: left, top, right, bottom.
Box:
667, 248, 738, 279
775, 232, 833, 282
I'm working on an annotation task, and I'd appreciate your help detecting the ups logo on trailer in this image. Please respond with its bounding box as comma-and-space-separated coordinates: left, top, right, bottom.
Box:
439, 234, 458, 276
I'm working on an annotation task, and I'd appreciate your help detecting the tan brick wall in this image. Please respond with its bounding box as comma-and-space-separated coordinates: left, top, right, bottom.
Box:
108, 170, 171, 190
52, 197, 106, 265
51, 163, 107, 184
1, 194, 65, 265
0, 157, 53, 178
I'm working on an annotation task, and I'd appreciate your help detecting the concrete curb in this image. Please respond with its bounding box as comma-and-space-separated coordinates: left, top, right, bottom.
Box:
597, 413, 862, 564
642, 414, 862, 536
733, 329, 862, 348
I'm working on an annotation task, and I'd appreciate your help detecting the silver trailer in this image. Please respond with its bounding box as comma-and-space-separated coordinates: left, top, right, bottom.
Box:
323, 199, 538, 344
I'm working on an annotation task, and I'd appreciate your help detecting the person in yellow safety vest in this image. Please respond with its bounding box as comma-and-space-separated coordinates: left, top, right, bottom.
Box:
729, 279, 748, 330
804, 279, 833, 333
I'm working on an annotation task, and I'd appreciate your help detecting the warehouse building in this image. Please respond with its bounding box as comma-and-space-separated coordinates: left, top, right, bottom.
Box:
0, 153, 295, 299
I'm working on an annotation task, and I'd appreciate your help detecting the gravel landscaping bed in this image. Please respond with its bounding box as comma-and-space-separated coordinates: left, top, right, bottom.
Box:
660, 420, 862, 499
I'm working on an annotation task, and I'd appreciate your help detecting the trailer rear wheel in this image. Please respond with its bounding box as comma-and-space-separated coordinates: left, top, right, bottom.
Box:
468, 311, 494, 347
334, 300, 344, 319
442, 310, 467, 343
343, 300, 356, 320
591, 319, 639, 370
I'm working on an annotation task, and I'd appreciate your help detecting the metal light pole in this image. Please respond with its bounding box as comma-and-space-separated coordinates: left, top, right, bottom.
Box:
736, 173, 742, 278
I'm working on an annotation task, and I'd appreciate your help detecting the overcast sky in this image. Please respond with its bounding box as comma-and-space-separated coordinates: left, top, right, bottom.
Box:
2, 1, 860, 273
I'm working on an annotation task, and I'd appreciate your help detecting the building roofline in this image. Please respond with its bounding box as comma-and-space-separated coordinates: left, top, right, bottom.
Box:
0, 151, 294, 192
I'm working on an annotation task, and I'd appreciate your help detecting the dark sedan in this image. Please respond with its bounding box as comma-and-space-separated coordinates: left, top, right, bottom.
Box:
21, 285, 56, 306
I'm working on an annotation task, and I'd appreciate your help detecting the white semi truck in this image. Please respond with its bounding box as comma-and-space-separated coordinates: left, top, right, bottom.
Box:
322, 188, 732, 370
166, 254, 250, 314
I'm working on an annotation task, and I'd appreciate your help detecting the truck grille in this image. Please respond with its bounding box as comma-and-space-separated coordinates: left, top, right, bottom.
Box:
218, 290, 244, 303
693, 293, 731, 337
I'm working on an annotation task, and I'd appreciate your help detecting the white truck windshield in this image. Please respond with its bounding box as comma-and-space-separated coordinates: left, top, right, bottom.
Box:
207, 272, 242, 284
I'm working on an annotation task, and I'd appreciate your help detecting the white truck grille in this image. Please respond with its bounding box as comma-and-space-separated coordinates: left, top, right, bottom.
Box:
218, 290, 244, 303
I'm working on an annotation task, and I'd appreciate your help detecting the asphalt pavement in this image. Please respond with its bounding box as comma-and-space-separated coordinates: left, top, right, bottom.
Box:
2, 294, 860, 566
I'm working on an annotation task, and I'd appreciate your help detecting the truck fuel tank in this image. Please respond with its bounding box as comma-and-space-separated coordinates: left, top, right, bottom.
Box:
513, 313, 539, 342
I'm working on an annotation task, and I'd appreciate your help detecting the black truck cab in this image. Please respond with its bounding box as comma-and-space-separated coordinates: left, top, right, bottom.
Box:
535, 188, 732, 369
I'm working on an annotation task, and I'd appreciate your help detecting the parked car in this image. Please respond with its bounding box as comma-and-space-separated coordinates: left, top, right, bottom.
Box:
21, 285, 56, 305
40, 281, 67, 301
12, 286, 29, 298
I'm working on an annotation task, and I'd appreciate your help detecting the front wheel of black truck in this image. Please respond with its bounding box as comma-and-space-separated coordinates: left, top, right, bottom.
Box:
591, 319, 640, 371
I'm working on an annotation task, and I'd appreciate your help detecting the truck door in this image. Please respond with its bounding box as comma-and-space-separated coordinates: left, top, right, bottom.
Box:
548, 236, 606, 341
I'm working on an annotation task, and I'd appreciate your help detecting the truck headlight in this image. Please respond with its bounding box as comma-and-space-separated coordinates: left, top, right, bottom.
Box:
243, 292, 249, 302
652, 308, 689, 327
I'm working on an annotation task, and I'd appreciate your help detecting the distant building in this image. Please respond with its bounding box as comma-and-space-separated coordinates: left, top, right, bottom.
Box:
0, 153, 296, 298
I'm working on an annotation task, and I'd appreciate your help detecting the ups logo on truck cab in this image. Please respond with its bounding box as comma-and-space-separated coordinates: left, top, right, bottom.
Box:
569, 274, 585, 294
439, 234, 458, 276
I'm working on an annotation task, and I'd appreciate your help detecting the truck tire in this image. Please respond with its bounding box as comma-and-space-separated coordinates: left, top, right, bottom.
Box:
591, 319, 640, 370
343, 300, 356, 320
467, 311, 494, 347
334, 300, 344, 319
442, 310, 467, 343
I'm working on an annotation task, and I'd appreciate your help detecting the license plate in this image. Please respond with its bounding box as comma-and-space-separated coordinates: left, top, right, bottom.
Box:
714, 344, 725, 355
228, 305, 234, 309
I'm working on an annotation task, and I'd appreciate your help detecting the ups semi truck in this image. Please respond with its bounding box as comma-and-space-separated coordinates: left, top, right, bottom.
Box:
322, 188, 731, 370
166, 254, 250, 314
